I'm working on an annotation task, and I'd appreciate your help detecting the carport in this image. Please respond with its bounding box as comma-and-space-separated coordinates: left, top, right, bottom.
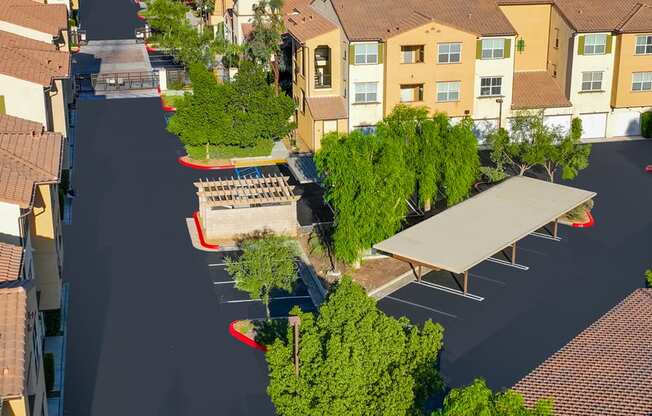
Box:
373, 176, 596, 297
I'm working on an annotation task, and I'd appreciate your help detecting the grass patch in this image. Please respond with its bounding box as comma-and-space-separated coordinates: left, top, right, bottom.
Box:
161, 94, 185, 108
185, 140, 274, 161
234, 319, 254, 335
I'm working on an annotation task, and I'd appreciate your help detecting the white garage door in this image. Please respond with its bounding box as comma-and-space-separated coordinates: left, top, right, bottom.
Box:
543, 115, 572, 134
580, 113, 607, 139
609, 111, 641, 137
473, 119, 498, 144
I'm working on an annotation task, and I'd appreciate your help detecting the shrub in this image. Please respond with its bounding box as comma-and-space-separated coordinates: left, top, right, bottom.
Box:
44, 353, 55, 392
641, 111, 652, 138
645, 269, 652, 288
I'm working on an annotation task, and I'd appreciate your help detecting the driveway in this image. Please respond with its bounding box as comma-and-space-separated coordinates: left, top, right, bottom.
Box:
379, 140, 652, 390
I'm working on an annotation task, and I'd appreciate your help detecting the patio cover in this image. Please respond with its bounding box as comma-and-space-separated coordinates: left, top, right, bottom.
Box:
374, 176, 596, 275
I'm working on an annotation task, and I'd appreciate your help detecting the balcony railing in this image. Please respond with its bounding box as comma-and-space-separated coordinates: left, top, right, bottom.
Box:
315, 73, 332, 89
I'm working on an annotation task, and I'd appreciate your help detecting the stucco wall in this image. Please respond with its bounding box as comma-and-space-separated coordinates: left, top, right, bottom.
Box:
384, 22, 477, 118
547, 7, 573, 96
612, 33, 652, 108
305, 29, 342, 98
0, 74, 47, 126
500, 4, 551, 71
349, 41, 384, 129
201, 204, 298, 240
0, 20, 53, 43
0, 201, 21, 237
473, 36, 516, 120
569, 33, 616, 114
49, 78, 70, 137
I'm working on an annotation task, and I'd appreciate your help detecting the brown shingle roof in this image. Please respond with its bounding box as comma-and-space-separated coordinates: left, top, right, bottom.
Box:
0, 114, 43, 134
306, 96, 348, 120
0, 286, 28, 398
512, 71, 572, 110
330, 0, 516, 41
0, 131, 64, 208
0, 34, 70, 86
514, 289, 652, 416
0, 243, 23, 283
284, 0, 338, 42
0, 0, 68, 36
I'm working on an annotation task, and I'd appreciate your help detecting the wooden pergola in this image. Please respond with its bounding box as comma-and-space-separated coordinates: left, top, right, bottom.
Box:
194, 175, 300, 208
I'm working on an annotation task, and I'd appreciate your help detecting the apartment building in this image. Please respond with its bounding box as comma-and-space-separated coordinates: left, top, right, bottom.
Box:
0, 0, 69, 45
0, 283, 50, 416
281, 0, 652, 151
0, 115, 65, 311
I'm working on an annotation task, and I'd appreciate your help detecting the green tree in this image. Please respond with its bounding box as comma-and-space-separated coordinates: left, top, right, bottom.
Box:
267, 277, 444, 416
434, 379, 554, 416
645, 269, 652, 288
246, 0, 285, 94
442, 118, 480, 206
486, 113, 546, 176
142, 0, 187, 31
540, 118, 591, 182
315, 131, 413, 265
225, 234, 299, 319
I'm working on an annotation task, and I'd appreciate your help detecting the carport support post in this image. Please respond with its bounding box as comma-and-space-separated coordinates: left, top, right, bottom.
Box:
289, 316, 300, 376
511, 242, 517, 265
463, 271, 468, 294
553, 219, 559, 239
417, 265, 422, 282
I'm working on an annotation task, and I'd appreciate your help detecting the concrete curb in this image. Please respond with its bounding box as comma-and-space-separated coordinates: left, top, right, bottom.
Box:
368, 270, 416, 300
178, 156, 236, 170
297, 244, 327, 306
192, 212, 220, 250
228, 321, 267, 352
572, 210, 595, 228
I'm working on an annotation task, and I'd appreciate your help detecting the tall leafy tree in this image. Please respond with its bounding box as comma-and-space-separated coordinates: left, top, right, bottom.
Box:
225, 234, 298, 320
267, 277, 444, 416
442, 118, 480, 206
246, 0, 285, 95
433, 378, 554, 416
540, 118, 591, 182
486, 113, 547, 176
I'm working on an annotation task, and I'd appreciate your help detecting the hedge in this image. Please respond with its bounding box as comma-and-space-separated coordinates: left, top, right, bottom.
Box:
641, 111, 652, 138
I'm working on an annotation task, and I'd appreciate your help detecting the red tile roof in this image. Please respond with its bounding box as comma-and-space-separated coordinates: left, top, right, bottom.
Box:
0, 286, 28, 398
0, 243, 23, 283
0, 131, 64, 208
514, 289, 652, 416
0, 34, 70, 86
0, 0, 68, 36
512, 71, 572, 110
0, 114, 43, 134
306, 96, 348, 120
284, 0, 338, 43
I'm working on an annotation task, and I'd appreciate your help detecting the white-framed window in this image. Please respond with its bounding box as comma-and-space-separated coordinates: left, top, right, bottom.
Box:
581, 71, 603, 91
355, 125, 376, 135
354, 43, 378, 64
583, 34, 607, 55
438, 42, 461, 63
632, 72, 652, 91
481, 38, 505, 59
436, 81, 460, 102
480, 77, 502, 96
400, 84, 424, 102
354, 82, 378, 103
635, 35, 652, 55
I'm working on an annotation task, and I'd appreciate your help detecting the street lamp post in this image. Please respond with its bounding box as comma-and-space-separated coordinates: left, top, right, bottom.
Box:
496, 98, 504, 129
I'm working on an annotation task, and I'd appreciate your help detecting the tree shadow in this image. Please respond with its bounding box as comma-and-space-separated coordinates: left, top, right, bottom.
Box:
253, 318, 289, 346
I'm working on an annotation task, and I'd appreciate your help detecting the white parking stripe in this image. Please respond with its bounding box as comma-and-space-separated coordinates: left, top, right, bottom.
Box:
412, 281, 485, 302
385, 296, 458, 319
223, 295, 311, 304
208, 263, 226, 267
213, 281, 235, 285
486, 257, 530, 270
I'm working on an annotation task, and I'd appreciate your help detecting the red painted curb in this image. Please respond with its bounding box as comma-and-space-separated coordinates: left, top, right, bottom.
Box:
137, 13, 146, 20
572, 210, 595, 228
160, 97, 176, 112
229, 321, 267, 352
645, 165, 652, 173
177, 156, 235, 170
192, 211, 220, 250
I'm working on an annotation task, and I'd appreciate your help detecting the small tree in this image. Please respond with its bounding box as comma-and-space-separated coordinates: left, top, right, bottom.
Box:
540, 118, 591, 182
442, 118, 480, 206
267, 277, 444, 416
225, 233, 299, 320
433, 378, 554, 416
486, 113, 547, 176
645, 269, 652, 288
246, 0, 285, 95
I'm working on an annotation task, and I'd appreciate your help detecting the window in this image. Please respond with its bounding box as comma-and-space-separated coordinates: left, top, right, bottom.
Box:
583, 34, 607, 55
354, 82, 378, 103
480, 77, 502, 96
324, 120, 338, 133
516, 38, 526, 53
581, 71, 603, 91
552, 64, 558, 78
354, 43, 378, 64
632, 72, 652, 91
400, 84, 424, 102
355, 125, 376, 135
401, 45, 424, 64
314, 46, 331, 88
438, 43, 461, 63
481, 38, 505, 59
636, 35, 652, 55
554, 28, 560, 49
436, 81, 460, 102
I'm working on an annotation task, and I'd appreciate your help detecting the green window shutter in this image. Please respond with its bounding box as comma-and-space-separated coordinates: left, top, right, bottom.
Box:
0, 95, 5, 114
504, 38, 511, 58
378, 43, 384, 64
606, 34, 613, 54
349, 45, 355, 64
578, 35, 585, 55
476, 39, 482, 59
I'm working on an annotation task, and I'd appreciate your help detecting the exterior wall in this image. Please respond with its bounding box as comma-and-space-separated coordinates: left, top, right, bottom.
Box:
0, 201, 21, 237
0, 74, 47, 127
474, 36, 516, 121
201, 203, 297, 240
547, 8, 574, 96
0, 20, 53, 44
612, 33, 652, 108
568, 33, 616, 115
304, 29, 343, 98
3, 397, 28, 416
500, 5, 551, 71
311, 118, 348, 152
25, 287, 48, 416
29, 184, 63, 311
49, 79, 70, 137
349, 41, 384, 129
384, 22, 478, 118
